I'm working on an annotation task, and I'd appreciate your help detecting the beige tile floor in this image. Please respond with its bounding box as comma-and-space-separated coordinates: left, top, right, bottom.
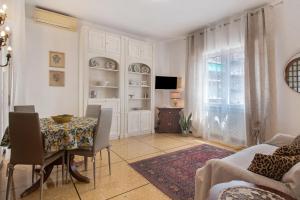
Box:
0, 133, 235, 200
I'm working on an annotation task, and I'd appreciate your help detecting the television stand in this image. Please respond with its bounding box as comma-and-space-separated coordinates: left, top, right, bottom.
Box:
156, 107, 183, 133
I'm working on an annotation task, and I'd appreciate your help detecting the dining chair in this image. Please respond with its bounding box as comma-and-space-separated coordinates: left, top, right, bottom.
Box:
14, 105, 35, 113
85, 105, 101, 118
67, 108, 113, 189
6, 112, 65, 200
84, 105, 102, 170
13, 105, 36, 183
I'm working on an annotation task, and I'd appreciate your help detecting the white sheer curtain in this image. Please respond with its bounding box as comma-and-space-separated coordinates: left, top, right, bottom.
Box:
186, 17, 247, 146
203, 18, 246, 146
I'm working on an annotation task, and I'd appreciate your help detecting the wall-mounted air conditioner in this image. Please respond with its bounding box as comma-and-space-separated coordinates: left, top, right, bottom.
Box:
33, 7, 78, 32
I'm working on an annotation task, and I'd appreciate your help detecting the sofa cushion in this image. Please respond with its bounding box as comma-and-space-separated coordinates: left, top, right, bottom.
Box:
274, 135, 300, 156
248, 153, 300, 181
282, 162, 300, 198
266, 133, 296, 147
222, 144, 277, 169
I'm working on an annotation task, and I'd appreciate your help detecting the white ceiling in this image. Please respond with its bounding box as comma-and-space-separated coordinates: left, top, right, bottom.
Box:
26, 0, 272, 40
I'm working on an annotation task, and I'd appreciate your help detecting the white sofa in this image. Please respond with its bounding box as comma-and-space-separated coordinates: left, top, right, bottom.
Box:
194, 134, 300, 200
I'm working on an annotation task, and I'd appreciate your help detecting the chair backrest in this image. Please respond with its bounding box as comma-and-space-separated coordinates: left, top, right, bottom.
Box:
14, 105, 35, 113
93, 108, 113, 153
9, 112, 44, 165
85, 105, 101, 119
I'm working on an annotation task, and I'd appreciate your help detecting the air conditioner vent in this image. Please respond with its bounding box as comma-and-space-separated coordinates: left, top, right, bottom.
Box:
33, 7, 78, 32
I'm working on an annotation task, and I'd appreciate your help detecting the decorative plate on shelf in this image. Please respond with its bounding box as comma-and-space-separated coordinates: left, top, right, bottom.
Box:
128, 65, 133, 72
89, 58, 99, 67
134, 64, 140, 73
141, 65, 150, 73
105, 61, 116, 70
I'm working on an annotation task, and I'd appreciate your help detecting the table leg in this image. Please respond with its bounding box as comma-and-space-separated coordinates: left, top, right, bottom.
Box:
20, 154, 90, 197
20, 164, 54, 198
69, 155, 90, 183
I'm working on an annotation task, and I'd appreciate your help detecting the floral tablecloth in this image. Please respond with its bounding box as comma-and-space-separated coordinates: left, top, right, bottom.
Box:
0, 117, 97, 152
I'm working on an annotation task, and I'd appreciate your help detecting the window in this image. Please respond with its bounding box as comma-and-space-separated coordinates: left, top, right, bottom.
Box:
204, 46, 246, 145
206, 47, 245, 107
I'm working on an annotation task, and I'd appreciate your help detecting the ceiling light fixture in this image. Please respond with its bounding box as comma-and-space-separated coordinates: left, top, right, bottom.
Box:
0, 4, 12, 68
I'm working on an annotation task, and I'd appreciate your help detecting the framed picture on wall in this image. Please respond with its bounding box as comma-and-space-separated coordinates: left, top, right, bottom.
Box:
49, 51, 65, 68
49, 70, 65, 87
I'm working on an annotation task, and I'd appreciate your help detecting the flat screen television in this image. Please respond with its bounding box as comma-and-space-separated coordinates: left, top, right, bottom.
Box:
155, 76, 177, 89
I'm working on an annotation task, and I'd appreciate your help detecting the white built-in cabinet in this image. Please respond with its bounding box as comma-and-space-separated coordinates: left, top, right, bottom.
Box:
88, 30, 121, 54
79, 25, 155, 139
128, 39, 153, 60
125, 38, 154, 136
127, 111, 151, 135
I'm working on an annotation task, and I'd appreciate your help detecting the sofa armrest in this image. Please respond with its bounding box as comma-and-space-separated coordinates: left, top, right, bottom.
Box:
266, 133, 295, 147
195, 159, 293, 200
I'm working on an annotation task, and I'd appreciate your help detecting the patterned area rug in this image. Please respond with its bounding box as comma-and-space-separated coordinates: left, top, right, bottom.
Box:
130, 144, 233, 200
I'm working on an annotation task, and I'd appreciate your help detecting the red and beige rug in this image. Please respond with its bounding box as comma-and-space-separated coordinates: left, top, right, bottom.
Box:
130, 144, 233, 200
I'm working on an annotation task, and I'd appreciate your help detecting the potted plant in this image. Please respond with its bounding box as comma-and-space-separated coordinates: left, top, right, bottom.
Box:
179, 113, 192, 136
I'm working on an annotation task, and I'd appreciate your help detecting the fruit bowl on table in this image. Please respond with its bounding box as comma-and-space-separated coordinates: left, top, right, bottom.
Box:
51, 114, 73, 124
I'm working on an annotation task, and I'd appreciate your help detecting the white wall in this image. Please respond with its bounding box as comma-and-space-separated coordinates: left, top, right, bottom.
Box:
24, 19, 79, 117
273, 0, 300, 136
155, 39, 186, 108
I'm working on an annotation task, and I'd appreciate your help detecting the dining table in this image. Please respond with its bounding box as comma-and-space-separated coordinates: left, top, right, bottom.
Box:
0, 116, 98, 197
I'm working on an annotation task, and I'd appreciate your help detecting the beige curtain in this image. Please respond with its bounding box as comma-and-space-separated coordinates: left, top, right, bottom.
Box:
185, 31, 205, 137
244, 6, 276, 146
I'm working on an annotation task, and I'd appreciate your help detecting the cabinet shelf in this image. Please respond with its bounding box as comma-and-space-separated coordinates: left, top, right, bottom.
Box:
90, 67, 119, 72
129, 98, 151, 100
129, 109, 151, 112
128, 85, 151, 88
128, 72, 151, 76
90, 85, 119, 89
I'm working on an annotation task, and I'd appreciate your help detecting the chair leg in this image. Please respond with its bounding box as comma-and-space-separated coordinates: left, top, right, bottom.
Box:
32, 165, 35, 184
62, 156, 65, 184
107, 147, 111, 176
66, 152, 70, 183
84, 156, 88, 171
93, 156, 96, 189
6, 164, 14, 200
100, 150, 102, 160
40, 166, 44, 200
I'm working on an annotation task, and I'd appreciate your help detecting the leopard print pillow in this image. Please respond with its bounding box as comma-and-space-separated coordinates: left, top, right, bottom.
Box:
274, 135, 300, 156
248, 153, 300, 181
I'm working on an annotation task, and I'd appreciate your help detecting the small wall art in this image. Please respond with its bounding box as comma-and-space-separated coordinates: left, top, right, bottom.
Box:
49, 70, 65, 87
49, 51, 65, 68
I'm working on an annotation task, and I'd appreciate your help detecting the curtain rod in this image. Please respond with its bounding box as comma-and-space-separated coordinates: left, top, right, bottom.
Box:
251, 0, 283, 13
270, 0, 283, 7
186, 0, 284, 37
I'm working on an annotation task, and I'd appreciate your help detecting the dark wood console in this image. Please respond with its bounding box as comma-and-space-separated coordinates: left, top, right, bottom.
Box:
156, 107, 183, 133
